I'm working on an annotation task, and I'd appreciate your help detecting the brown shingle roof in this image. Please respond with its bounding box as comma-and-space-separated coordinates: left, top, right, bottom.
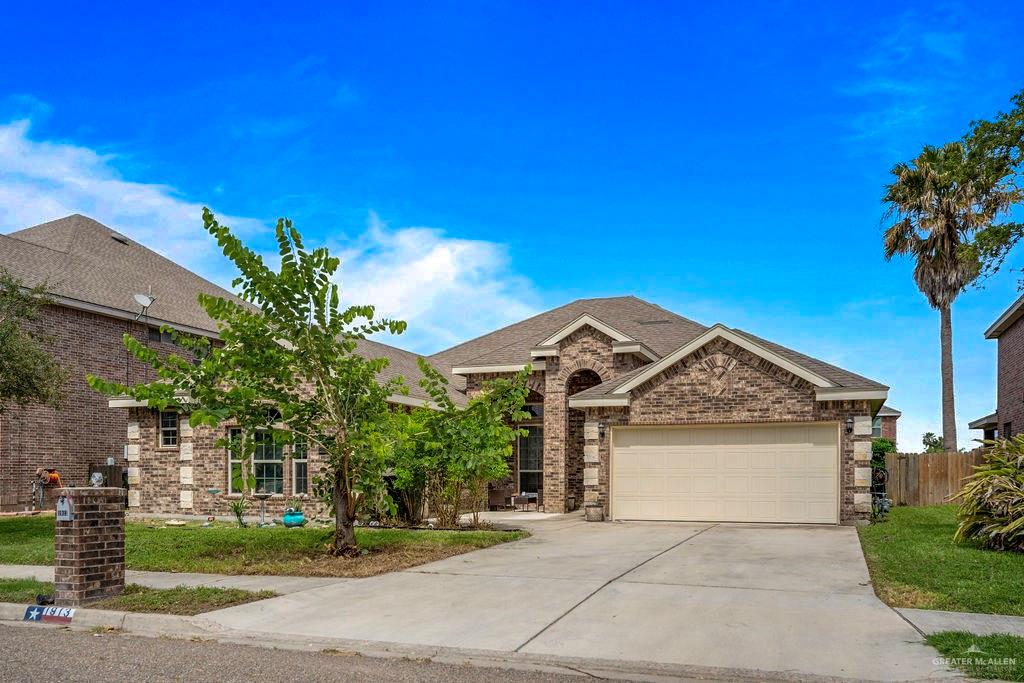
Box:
430, 295, 707, 371
356, 338, 467, 407
1, 214, 242, 335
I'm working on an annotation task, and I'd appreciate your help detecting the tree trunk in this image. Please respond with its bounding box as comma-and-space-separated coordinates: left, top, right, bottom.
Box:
332, 470, 358, 556
939, 304, 957, 451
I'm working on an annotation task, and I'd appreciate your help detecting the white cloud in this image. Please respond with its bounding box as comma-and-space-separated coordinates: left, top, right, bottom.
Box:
0, 118, 264, 288
333, 213, 539, 353
0, 115, 538, 353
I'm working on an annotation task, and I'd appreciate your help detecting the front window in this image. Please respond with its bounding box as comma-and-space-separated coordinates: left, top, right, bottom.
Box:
871, 417, 882, 438
252, 430, 284, 494
292, 439, 308, 495
523, 403, 544, 420
159, 411, 178, 448
518, 426, 543, 494
227, 427, 284, 494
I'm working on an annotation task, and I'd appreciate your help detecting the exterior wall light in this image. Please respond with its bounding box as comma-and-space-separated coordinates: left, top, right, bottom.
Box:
845, 417, 854, 435
598, 422, 606, 440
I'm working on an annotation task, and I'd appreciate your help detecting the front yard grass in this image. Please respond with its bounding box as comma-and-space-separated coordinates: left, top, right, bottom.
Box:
0, 578, 273, 615
927, 632, 1024, 682
858, 505, 1024, 615
0, 515, 528, 578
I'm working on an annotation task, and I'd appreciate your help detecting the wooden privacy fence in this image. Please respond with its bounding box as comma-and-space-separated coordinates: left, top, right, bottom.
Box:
883, 450, 987, 506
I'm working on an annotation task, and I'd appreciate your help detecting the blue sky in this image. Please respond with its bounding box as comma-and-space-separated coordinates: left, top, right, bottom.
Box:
1, 1, 1022, 449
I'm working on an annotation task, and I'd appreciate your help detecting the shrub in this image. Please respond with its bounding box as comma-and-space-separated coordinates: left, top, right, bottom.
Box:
872, 437, 897, 455
954, 437, 1024, 551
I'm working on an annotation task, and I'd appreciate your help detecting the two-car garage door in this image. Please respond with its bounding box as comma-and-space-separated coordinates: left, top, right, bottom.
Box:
611, 423, 839, 524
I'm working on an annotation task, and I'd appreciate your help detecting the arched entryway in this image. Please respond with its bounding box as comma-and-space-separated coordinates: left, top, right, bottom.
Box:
565, 369, 603, 511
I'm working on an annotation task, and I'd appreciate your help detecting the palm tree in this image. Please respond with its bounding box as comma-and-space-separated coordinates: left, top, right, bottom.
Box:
883, 142, 1019, 451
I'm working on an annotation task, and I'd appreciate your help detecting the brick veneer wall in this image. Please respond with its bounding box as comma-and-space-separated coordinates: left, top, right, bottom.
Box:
0, 304, 184, 511
54, 487, 126, 606
584, 337, 874, 524
880, 415, 898, 442
126, 407, 329, 518
997, 316, 1024, 437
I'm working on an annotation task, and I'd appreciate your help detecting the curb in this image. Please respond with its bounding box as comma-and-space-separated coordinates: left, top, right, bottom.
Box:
0, 602, 966, 683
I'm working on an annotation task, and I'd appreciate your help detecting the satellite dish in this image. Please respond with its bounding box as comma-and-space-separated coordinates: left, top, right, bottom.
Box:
133, 293, 155, 309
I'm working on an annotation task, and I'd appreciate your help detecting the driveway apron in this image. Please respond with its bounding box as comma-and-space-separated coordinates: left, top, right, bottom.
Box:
203, 517, 952, 681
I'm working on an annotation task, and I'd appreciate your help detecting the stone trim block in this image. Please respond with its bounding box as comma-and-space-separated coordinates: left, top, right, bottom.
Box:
853, 440, 871, 462
126, 444, 140, 457
127, 490, 140, 507
854, 466, 871, 487
180, 422, 193, 438
583, 422, 599, 440
127, 421, 140, 440
126, 467, 140, 485
584, 444, 599, 463
179, 490, 193, 509
853, 416, 872, 436
583, 466, 598, 486
179, 442, 193, 460
179, 466, 193, 485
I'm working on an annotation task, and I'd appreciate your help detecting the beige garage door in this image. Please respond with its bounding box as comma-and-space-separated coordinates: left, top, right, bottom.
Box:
611, 423, 839, 524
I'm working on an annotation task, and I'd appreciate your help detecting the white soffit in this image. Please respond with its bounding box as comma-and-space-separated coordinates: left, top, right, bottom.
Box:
567, 395, 631, 408
540, 314, 634, 346
452, 361, 546, 375
613, 324, 837, 395
611, 341, 659, 362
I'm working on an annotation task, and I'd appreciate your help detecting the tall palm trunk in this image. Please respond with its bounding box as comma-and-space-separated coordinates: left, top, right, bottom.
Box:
939, 304, 957, 451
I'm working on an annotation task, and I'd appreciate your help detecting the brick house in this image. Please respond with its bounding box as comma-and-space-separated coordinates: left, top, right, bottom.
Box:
120, 295, 888, 524
970, 293, 1024, 441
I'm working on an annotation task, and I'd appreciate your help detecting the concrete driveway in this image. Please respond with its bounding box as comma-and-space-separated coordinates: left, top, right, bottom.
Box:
204, 515, 951, 681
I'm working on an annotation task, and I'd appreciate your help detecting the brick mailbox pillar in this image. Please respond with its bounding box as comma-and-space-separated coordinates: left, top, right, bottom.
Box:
54, 487, 126, 606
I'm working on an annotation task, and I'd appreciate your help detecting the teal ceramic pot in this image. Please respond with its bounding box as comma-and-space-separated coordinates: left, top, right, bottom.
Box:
282, 508, 306, 527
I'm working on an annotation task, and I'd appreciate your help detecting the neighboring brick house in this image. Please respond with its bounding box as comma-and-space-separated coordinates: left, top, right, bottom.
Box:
874, 405, 900, 444
970, 293, 1024, 441
0, 215, 237, 510
0, 215, 451, 514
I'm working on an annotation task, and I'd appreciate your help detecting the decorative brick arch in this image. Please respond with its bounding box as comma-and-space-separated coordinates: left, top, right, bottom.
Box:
556, 358, 612, 385
526, 374, 546, 397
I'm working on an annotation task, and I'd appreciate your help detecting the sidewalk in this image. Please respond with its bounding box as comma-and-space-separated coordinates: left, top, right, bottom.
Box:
898, 607, 1024, 637
0, 564, 346, 594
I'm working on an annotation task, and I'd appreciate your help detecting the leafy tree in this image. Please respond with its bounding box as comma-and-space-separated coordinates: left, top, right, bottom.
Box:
393, 359, 529, 528
0, 269, 64, 412
965, 88, 1024, 279
871, 437, 897, 455
922, 432, 945, 453
884, 142, 1020, 451
89, 209, 405, 555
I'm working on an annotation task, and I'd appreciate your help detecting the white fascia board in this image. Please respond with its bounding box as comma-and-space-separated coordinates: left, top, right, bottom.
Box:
530, 346, 559, 358
540, 314, 634, 346
613, 325, 837, 395
813, 388, 888, 402
567, 396, 631, 408
611, 341, 659, 362
985, 294, 1024, 338
108, 397, 149, 408
452, 361, 546, 375
52, 295, 221, 340
107, 390, 193, 410
387, 393, 446, 411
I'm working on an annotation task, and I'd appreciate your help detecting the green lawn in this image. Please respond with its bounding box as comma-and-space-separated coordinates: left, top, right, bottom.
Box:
858, 505, 1024, 615
0, 515, 528, 577
0, 578, 273, 615
928, 632, 1024, 682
